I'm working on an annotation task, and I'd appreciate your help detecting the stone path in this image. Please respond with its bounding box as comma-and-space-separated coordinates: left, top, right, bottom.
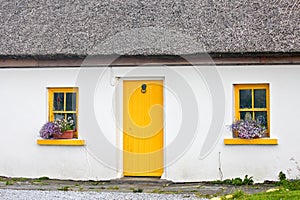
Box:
0, 177, 278, 199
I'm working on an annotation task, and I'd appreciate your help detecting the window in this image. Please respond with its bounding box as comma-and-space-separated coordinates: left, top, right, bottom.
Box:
48, 87, 79, 138
234, 84, 270, 137
225, 83, 277, 145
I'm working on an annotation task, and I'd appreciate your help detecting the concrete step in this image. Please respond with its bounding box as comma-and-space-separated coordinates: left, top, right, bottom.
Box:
110, 177, 173, 185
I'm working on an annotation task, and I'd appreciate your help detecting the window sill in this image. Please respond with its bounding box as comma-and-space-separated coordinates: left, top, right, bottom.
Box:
37, 139, 85, 146
224, 138, 278, 145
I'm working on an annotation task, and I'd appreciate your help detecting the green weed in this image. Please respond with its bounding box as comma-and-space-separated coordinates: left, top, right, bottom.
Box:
133, 188, 143, 193
5, 180, 14, 185
58, 186, 70, 191
107, 186, 119, 190
212, 175, 254, 186
38, 177, 50, 180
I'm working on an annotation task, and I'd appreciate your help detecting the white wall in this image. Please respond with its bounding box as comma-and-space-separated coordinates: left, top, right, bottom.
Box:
0, 65, 299, 182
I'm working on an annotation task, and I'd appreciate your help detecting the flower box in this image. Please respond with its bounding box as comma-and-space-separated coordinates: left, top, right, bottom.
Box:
231, 119, 266, 139
53, 130, 74, 139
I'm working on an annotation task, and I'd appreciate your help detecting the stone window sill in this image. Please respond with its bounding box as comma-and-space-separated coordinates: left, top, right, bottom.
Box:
37, 139, 85, 146
224, 138, 278, 145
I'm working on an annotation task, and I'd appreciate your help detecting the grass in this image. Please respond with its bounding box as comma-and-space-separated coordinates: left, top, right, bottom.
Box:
223, 189, 300, 200
107, 186, 119, 190
11, 177, 29, 182
33, 181, 49, 185
5, 180, 14, 185
58, 186, 70, 191
275, 179, 300, 190
194, 192, 214, 199
151, 188, 163, 193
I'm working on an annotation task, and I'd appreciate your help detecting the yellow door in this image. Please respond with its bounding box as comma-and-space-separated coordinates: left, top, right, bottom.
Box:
123, 80, 163, 177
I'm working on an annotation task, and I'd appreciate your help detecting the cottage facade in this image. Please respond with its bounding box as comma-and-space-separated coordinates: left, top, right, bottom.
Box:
0, 1, 299, 182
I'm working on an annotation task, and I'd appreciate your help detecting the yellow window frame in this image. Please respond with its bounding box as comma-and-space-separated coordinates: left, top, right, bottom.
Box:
48, 87, 79, 138
234, 84, 270, 137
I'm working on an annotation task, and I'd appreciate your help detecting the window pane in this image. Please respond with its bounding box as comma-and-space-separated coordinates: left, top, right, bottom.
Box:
54, 113, 65, 120
255, 111, 268, 128
254, 89, 266, 108
67, 113, 77, 130
53, 93, 64, 111
240, 111, 253, 121
239, 89, 252, 108
66, 93, 76, 111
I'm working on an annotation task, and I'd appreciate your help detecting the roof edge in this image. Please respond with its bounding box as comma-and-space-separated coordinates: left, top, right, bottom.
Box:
0, 53, 300, 68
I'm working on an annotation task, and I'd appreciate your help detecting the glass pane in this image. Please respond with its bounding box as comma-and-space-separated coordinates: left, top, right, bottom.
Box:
240, 111, 253, 121
255, 111, 268, 128
67, 113, 77, 130
53, 93, 64, 111
254, 89, 266, 108
66, 93, 76, 111
239, 89, 252, 108
54, 113, 65, 121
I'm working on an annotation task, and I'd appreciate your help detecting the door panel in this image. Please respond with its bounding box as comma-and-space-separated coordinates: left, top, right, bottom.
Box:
123, 80, 163, 177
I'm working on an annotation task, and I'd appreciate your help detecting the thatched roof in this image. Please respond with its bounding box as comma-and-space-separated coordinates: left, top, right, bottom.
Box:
0, 0, 299, 57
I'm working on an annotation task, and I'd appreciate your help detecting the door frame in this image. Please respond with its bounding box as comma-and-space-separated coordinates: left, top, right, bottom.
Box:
116, 77, 165, 178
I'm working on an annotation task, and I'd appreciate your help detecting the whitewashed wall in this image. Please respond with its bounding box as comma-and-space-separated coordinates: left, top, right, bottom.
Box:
0, 65, 299, 182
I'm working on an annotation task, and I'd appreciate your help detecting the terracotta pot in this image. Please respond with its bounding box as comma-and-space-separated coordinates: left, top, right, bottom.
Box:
233, 131, 239, 138
53, 130, 74, 139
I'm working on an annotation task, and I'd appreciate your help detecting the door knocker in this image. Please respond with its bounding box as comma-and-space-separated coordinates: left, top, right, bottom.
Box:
141, 84, 147, 94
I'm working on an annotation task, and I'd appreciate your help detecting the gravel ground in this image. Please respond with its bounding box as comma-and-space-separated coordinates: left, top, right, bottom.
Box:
0, 189, 206, 200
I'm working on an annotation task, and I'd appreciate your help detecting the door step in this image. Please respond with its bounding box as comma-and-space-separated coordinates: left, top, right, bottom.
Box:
110, 177, 173, 185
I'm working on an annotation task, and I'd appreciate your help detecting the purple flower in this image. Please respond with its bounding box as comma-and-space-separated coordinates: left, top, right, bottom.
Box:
231, 119, 266, 139
39, 122, 62, 139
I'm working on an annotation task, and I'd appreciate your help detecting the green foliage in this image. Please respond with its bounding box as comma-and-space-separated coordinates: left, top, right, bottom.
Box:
230, 189, 300, 200
107, 186, 119, 190
279, 180, 300, 191
38, 176, 50, 180
231, 177, 243, 186
11, 177, 28, 182
34, 181, 49, 185
276, 171, 300, 190
133, 188, 143, 193
151, 188, 163, 193
243, 175, 254, 185
279, 171, 287, 182
232, 190, 246, 198
91, 181, 100, 185
212, 175, 254, 186
58, 186, 70, 191
5, 180, 14, 185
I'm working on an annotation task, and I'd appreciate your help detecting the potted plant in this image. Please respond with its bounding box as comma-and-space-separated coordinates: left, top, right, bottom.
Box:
39, 117, 75, 139
39, 122, 61, 139
53, 117, 75, 139
230, 119, 266, 139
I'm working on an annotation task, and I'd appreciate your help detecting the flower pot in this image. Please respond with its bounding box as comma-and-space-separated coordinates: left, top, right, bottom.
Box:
233, 131, 239, 138
53, 130, 74, 139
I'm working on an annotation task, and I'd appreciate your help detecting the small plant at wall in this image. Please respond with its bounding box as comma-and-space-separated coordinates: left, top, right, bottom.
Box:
212, 175, 254, 186
278, 171, 287, 182
230, 119, 266, 139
